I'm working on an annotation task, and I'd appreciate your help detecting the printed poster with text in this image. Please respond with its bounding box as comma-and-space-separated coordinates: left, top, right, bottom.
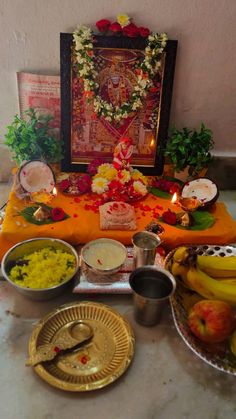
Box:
17, 72, 60, 136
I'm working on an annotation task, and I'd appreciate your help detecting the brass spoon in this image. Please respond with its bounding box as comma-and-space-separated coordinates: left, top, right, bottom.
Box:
26, 321, 93, 367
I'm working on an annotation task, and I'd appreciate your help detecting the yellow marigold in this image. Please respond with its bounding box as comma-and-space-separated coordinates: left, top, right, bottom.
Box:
117, 14, 130, 27
133, 180, 148, 196
131, 169, 148, 185
118, 169, 131, 184
97, 163, 117, 180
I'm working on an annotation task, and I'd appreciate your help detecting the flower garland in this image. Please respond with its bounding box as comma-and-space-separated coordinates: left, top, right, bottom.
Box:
73, 14, 168, 124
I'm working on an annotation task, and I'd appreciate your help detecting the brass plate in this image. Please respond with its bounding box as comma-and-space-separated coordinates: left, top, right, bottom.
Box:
28, 301, 135, 391
165, 244, 236, 375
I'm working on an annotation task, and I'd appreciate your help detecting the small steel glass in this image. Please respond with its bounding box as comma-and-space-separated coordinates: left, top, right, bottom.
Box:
129, 265, 176, 326
132, 231, 161, 269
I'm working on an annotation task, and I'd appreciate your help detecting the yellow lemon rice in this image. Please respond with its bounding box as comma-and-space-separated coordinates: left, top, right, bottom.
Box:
9, 247, 76, 289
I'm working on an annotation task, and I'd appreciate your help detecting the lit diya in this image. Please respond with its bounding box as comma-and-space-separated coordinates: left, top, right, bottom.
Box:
171, 192, 202, 212
170, 192, 202, 227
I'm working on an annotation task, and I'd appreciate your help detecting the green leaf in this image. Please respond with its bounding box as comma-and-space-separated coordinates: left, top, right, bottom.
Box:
159, 210, 215, 230
4, 108, 64, 164
19, 207, 52, 225
188, 210, 215, 230
150, 187, 171, 199
164, 176, 184, 185
19, 205, 70, 225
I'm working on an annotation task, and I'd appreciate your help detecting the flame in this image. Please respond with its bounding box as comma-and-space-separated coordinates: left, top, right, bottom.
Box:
150, 137, 155, 148
52, 187, 57, 197
171, 192, 177, 203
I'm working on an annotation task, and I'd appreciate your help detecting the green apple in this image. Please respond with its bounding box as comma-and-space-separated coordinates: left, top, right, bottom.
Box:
188, 299, 235, 343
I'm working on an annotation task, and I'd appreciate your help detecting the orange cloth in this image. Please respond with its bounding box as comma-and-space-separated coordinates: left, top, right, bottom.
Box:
1, 189, 236, 261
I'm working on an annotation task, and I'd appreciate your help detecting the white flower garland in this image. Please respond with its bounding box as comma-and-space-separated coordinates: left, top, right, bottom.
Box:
73, 25, 168, 124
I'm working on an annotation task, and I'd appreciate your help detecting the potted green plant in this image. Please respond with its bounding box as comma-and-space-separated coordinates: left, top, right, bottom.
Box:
164, 123, 214, 181
4, 108, 63, 166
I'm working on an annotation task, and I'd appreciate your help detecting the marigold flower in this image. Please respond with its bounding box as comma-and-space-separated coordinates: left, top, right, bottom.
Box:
131, 169, 148, 185
117, 169, 131, 183
133, 180, 148, 195
116, 14, 130, 27
91, 177, 109, 194
97, 163, 117, 180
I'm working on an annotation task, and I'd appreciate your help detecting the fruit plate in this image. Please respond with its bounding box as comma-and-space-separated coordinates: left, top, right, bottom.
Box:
165, 244, 236, 375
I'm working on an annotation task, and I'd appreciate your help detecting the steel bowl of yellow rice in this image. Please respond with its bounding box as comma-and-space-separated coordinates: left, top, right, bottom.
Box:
1, 238, 79, 300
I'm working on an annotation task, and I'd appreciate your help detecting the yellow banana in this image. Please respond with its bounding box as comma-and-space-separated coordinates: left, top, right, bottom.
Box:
230, 330, 236, 357
197, 255, 236, 278
173, 246, 190, 263
217, 278, 236, 286
170, 261, 194, 289
186, 265, 236, 305
171, 261, 188, 280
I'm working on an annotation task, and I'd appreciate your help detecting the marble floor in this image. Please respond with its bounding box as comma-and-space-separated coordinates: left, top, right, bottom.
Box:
0, 182, 236, 419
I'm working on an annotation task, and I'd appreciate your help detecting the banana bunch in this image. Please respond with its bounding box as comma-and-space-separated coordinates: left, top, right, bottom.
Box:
169, 246, 236, 305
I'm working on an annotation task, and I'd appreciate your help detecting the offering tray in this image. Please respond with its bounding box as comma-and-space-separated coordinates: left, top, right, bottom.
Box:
28, 301, 135, 391
73, 246, 164, 294
165, 244, 236, 375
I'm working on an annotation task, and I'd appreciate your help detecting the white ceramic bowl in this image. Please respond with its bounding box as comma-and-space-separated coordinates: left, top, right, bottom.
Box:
81, 238, 127, 275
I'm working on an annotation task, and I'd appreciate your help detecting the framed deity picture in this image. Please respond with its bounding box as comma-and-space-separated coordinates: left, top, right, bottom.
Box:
60, 33, 177, 175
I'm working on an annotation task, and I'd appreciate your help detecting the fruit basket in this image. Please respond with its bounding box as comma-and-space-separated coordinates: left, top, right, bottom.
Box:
165, 244, 236, 375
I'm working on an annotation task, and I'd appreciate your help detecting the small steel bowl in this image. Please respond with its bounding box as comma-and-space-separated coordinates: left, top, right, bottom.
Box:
81, 238, 127, 275
1, 238, 79, 300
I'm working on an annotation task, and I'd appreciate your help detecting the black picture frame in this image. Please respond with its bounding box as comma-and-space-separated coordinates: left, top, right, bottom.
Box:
60, 33, 177, 175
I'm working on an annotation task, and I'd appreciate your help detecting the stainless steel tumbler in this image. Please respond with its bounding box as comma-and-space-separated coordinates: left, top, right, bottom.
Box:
132, 231, 161, 269
129, 265, 176, 326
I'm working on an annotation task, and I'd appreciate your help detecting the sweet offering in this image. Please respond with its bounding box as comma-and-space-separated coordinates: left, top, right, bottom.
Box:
99, 201, 137, 230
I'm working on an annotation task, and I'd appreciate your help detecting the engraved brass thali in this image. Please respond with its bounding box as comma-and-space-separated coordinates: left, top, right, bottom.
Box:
28, 301, 135, 391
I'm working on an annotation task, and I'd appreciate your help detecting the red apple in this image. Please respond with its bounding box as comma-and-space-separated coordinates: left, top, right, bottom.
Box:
188, 299, 235, 343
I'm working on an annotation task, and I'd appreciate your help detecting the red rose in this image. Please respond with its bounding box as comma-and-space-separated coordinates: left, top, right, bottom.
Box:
96, 19, 111, 32
76, 174, 92, 193
109, 22, 122, 33
139, 27, 150, 38
156, 246, 166, 257
169, 183, 181, 195
58, 179, 70, 191
123, 23, 139, 38
87, 158, 106, 175
162, 209, 177, 225
51, 207, 66, 221
150, 86, 158, 93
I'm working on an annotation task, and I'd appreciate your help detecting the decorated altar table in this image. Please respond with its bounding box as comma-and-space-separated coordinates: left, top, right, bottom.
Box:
1, 185, 236, 262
